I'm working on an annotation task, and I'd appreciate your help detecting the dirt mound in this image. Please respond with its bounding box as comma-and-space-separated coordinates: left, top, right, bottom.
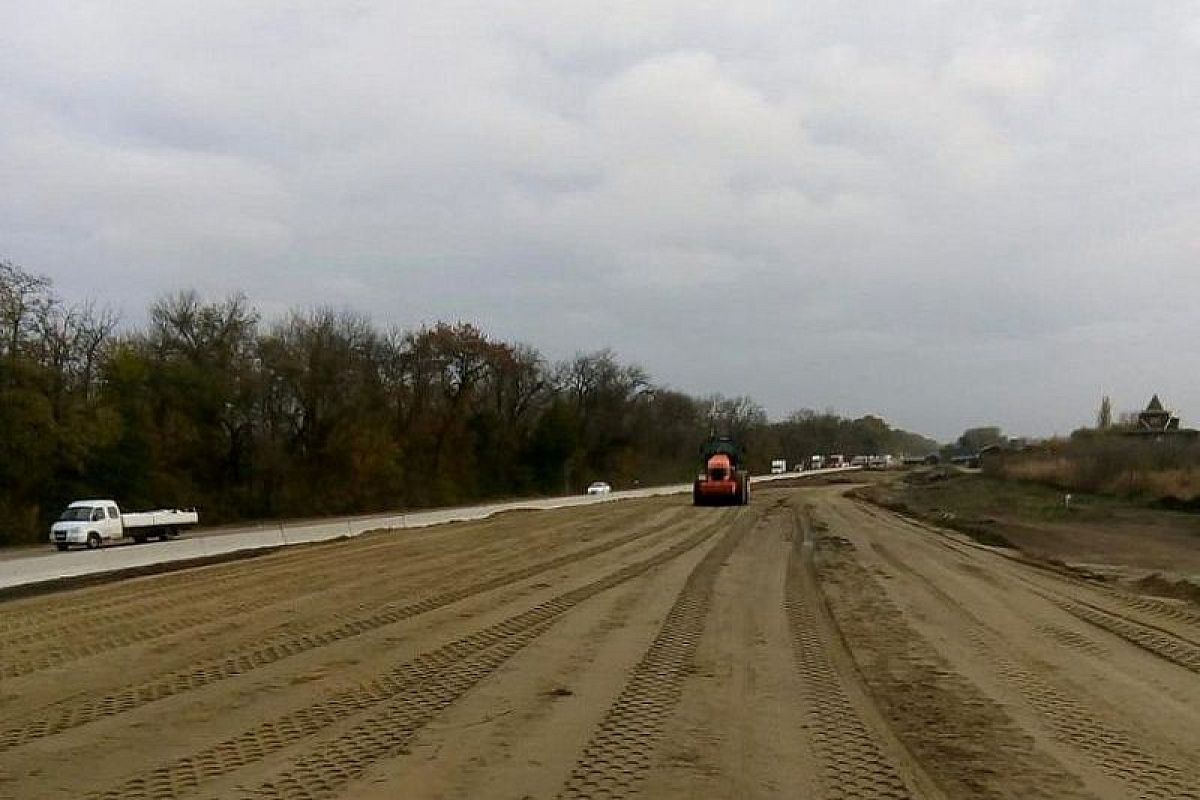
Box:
1133, 573, 1200, 606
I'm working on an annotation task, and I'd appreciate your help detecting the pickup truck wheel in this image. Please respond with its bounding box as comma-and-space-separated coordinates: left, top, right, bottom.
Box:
55, 543, 69, 552
86, 532, 101, 550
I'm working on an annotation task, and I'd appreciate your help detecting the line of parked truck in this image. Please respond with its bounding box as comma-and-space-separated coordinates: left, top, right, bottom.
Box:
768, 454, 897, 474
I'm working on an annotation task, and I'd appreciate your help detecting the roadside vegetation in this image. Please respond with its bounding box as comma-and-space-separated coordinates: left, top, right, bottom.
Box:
987, 436, 1200, 507
0, 259, 937, 545
947, 394, 1200, 507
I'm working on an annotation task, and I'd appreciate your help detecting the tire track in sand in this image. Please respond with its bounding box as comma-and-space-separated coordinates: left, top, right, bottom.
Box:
0, 509, 691, 755
553, 505, 761, 800
811, 522, 1093, 800
842, 506, 1200, 800
851, 499, 1200, 642
190, 514, 736, 800
783, 509, 917, 800
1042, 596, 1200, 675
1, 508, 687, 682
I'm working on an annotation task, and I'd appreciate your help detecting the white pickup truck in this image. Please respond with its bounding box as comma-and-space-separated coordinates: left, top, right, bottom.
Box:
49, 500, 199, 551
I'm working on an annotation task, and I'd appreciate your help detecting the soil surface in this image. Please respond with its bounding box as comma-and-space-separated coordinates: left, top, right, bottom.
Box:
1, 485, 1197, 799
856, 470, 1200, 589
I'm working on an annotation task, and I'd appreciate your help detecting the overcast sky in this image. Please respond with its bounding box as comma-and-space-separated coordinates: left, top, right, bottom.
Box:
4, 2, 1199, 441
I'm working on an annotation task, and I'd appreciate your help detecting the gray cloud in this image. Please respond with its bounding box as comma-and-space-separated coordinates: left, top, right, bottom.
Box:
4, 1, 1200, 440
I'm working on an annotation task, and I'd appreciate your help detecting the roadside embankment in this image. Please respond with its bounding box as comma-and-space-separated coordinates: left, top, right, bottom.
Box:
851, 469, 1200, 605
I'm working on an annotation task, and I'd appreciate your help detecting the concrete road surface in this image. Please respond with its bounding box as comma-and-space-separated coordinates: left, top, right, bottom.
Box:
1, 483, 1196, 799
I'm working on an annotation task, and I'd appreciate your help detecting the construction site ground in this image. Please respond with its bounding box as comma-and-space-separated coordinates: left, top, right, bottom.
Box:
1, 484, 1197, 799
854, 469, 1200, 602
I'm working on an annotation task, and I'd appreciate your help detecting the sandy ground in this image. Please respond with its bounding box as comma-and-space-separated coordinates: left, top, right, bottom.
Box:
0, 486, 1196, 799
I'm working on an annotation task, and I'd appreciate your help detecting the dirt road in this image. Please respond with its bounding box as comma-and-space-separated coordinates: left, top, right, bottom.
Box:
1, 486, 1197, 799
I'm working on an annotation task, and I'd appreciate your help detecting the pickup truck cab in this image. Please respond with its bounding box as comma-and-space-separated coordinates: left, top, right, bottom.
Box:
50, 500, 199, 551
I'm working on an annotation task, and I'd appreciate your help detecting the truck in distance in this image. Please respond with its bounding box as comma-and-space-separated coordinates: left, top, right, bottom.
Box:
770, 459, 787, 474
49, 500, 199, 551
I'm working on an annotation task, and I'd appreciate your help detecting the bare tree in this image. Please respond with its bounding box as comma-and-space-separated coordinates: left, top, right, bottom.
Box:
0, 259, 53, 363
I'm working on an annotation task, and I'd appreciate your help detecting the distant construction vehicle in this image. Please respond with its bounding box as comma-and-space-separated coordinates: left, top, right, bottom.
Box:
693, 437, 750, 506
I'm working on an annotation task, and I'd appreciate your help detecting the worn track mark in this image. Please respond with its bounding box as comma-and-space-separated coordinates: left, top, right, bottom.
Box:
851, 498, 1200, 640
0, 501, 660, 640
2, 510, 682, 681
0, 540, 455, 653
1113, 593, 1200, 630
0, 532, 402, 635
204, 515, 735, 800
553, 505, 761, 799
83, 516, 728, 800
1034, 623, 1109, 656
785, 517, 914, 800
842, 509, 1200, 800
1, 603, 263, 680
1049, 596, 1200, 674
811, 518, 1092, 800
971, 626, 1200, 800
0, 511, 689, 754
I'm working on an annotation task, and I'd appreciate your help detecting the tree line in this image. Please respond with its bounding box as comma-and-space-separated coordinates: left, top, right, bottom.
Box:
0, 259, 938, 545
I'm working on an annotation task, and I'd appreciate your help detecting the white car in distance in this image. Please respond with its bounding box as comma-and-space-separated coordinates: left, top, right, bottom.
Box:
586, 482, 612, 496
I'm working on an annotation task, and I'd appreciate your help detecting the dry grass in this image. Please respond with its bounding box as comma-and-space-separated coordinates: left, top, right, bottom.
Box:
1137, 468, 1200, 501
989, 437, 1200, 502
